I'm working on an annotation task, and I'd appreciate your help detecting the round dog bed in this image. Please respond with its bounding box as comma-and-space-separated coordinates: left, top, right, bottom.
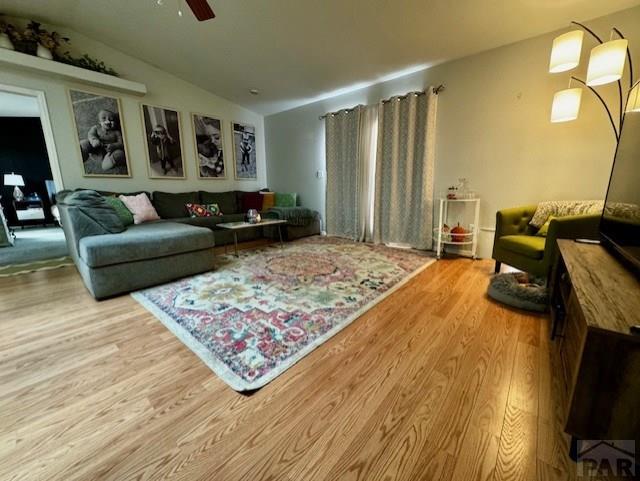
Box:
488, 272, 548, 312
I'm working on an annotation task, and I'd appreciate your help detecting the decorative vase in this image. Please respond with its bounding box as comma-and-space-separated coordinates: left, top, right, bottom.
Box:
0, 33, 14, 50
13, 39, 37, 55
36, 44, 53, 60
247, 209, 259, 224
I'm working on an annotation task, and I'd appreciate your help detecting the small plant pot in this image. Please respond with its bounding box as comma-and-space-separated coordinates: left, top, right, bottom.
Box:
0, 33, 15, 50
13, 39, 37, 55
36, 44, 53, 60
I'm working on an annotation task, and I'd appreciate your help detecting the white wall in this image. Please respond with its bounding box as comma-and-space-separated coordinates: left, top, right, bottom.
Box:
0, 19, 266, 194
265, 6, 640, 258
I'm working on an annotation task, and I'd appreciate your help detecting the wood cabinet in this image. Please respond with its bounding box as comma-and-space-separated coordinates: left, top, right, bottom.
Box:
550, 240, 640, 442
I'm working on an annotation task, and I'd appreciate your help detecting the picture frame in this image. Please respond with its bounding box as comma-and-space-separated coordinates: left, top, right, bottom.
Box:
140, 103, 186, 179
67, 88, 132, 178
191, 113, 226, 179
232, 122, 257, 180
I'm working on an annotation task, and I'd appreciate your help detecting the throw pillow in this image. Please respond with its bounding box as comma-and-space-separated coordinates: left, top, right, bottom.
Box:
536, 216, 557, 237
275, 192, 297, 207
104, 196, 134, 226
529, 200, 603, 228
185, 203, 222, 217
261, 192, 275, 210
241, 192, 263, 212
119, 193, 161, 224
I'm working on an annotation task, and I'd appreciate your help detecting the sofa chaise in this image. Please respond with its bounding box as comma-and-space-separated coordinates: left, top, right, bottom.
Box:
58, 192, 216, 299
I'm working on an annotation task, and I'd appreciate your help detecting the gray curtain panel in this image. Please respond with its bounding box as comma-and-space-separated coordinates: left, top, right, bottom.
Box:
325, 107, 363, 240
373, 90, 437, 250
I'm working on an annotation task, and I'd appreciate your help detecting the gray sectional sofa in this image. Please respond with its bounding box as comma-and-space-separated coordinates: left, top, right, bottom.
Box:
58, 189, 321, 300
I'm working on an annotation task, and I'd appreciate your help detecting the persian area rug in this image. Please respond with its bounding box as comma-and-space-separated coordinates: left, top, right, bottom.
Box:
132, 236, 435, 391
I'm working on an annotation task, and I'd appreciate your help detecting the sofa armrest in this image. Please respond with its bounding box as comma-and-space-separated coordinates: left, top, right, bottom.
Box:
543, 213, 601, 265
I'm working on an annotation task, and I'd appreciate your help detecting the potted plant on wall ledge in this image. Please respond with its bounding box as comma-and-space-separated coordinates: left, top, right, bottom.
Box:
0, 19, 15, 50
28, 21, 69, 60
0, 16, 119, 77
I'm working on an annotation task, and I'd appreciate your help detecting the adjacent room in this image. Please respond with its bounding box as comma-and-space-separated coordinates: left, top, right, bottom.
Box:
0, 1, 638, 480
0, 89, 68, 276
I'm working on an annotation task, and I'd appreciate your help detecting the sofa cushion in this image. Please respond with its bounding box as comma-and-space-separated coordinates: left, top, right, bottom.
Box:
241, 192, 263, 212
78, 222, 214, 268
172, 216, 224, 229
498, 235, 546, 260
219, 213, 246, 224
200, 191, 237, 215
153, 191, 199, 219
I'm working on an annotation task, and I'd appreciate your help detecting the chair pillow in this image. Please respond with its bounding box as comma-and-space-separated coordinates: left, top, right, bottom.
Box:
275, 192, 297, 207
535, 216, 557, 237
119, 193, 161, 224
185, 203, 222, 217
104, 196, 134, 226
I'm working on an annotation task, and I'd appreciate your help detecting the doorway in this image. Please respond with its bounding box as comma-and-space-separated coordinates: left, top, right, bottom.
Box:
0, 84, 70, 276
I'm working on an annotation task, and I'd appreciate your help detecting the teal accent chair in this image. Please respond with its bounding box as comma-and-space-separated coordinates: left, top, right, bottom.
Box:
492, 205, 600, 278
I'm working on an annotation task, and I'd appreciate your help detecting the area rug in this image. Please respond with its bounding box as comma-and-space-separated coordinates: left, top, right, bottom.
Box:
0, 256, 74, 277
132, 236, 435, 391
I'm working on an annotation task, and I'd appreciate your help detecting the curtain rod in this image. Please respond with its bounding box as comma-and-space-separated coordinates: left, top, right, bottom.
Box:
318, 104, 364, 120
318, 84, 444, 120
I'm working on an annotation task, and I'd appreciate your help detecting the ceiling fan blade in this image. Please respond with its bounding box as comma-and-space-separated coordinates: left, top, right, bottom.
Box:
185, 0, 216, 21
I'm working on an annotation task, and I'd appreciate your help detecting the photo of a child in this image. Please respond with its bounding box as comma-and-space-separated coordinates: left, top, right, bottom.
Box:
232, 122, 257, 180
68, 90, 131, 177
192, 113, 225, 179
141, 104, 185, 179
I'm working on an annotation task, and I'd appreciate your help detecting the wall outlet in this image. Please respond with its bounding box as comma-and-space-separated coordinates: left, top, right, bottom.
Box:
316, 170, 324, 179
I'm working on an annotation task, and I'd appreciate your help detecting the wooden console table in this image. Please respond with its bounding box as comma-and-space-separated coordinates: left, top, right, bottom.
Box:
550, 240, 640, 447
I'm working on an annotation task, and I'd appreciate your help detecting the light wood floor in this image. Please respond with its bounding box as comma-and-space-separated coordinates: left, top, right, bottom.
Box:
0, 256, 579, 481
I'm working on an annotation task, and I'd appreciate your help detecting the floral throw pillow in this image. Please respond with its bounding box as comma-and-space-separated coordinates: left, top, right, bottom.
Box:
185, 203, 222, 217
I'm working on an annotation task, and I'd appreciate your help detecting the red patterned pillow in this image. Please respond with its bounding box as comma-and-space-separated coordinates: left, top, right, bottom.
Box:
185, 203, 222, 217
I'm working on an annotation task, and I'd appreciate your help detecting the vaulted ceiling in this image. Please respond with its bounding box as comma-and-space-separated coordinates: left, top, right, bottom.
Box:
2, 0, 640, 115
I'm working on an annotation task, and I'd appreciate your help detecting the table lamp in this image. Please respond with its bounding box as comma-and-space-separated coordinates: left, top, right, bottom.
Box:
4, 173, 25, 201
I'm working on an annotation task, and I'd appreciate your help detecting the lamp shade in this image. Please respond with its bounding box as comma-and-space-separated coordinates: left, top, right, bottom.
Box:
586, 39, 628, 86
3, 173, 24, 187
551, 88, 582, 123
626, 83, 640, 113
549, 30, 584, 73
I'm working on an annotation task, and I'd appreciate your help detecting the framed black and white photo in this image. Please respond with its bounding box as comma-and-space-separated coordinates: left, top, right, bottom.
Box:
141, 104, 185, 179
192, 113, 226, 179
232, 122, 257, 180
68, 89, 131, 177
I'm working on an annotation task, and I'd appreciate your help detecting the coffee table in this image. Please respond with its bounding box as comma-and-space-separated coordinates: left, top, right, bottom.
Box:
217, 219, 288, 257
